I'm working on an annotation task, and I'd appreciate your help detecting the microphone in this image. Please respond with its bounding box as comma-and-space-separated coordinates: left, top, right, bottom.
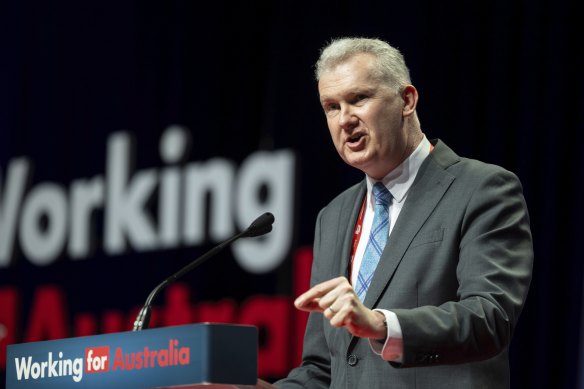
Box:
132, 212, 275, 331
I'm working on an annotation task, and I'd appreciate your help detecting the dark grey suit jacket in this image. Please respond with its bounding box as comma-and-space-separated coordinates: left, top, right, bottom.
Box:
276, 140, 533, 389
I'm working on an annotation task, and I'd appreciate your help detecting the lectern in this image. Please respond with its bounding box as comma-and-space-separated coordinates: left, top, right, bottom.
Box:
6, 323, 275, 388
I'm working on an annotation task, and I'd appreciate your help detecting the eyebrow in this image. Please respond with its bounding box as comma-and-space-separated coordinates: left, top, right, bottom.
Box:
319, 86, 376, 103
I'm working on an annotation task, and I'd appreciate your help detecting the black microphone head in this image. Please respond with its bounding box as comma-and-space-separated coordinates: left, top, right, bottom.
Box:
246, 224, 272, 237
244, 212, 275, 237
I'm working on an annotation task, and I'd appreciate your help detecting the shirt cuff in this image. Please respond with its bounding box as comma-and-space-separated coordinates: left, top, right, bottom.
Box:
368, 309, 404, 363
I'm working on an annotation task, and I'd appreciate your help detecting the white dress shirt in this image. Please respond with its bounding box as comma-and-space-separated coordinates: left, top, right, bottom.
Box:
350, 135, 432, 362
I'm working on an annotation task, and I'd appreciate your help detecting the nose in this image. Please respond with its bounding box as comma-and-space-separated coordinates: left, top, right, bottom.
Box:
338, 104, 358, 130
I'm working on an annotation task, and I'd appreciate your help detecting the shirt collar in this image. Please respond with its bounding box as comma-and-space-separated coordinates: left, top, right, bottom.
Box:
366, 135, 431, 204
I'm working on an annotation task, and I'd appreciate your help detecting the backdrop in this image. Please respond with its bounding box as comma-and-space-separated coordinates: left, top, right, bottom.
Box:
1, 1, 583, 388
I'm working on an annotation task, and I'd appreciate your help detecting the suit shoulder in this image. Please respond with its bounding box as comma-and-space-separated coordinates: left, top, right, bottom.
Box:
319, 181, 364, 215
448, 157, 522, 187
430, 139, 521, 184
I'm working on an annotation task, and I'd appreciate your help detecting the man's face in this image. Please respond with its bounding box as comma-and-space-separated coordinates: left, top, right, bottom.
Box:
318, 53, 411, 180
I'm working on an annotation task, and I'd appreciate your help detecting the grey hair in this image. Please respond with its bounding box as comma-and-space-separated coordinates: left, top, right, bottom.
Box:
315, 37, 412, 93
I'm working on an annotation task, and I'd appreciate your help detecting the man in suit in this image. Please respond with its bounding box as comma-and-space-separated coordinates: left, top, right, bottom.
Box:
274, 37, 533, 388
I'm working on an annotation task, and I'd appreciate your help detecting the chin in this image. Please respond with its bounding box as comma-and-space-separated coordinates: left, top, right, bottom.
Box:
345, 160, 370, 174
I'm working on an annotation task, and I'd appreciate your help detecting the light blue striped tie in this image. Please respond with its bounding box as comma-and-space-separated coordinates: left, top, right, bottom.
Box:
356, 182, 392, 302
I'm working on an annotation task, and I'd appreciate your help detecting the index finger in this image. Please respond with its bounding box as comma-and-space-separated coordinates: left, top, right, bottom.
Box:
294, 276, 347, 311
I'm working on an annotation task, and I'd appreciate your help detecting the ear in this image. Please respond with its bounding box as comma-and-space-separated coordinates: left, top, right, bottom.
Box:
401, 85, 418, 117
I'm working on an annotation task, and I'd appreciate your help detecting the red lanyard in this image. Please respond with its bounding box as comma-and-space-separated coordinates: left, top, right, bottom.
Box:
348, 197, 366, 283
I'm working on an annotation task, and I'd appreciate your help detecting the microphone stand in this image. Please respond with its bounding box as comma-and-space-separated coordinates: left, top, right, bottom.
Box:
132, 213, 274, 331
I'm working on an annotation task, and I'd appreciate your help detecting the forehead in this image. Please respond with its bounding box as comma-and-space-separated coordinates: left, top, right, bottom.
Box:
318, 54, 380, 98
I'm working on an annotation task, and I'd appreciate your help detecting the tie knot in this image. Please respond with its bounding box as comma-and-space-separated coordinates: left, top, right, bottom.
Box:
372, 182, 392, 206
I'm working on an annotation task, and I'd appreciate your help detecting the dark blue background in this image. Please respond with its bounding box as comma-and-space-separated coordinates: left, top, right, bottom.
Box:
1, 1, 583, 388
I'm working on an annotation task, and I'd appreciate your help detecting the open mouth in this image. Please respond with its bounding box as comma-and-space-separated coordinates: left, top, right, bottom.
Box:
347, 133, 364, 144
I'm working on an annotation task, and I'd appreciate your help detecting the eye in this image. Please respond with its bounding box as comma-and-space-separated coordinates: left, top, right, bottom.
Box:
324, 103, 340, 116
353, 94, 369, 104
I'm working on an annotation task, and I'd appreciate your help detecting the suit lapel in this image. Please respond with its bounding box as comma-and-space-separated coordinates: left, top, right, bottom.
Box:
331, 182, 366, 349
363, 140, 459, 308
337, 182, 367, 277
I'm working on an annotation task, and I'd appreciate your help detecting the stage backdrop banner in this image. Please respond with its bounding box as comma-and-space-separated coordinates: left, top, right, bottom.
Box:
2, 1, 584, 389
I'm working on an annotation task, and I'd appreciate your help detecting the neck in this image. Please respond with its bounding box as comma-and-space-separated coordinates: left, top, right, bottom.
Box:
367, 130, 424, 180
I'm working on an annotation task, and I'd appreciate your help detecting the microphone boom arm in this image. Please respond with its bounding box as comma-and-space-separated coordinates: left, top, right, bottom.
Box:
132, 212, 274, 331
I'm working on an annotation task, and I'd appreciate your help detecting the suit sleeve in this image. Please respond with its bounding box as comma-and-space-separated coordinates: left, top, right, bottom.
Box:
392, 168, 533, 366
274, 209, 331, 388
